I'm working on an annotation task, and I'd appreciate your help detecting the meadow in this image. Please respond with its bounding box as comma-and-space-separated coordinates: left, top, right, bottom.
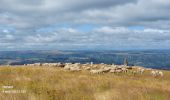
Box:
0, 66, 170, 100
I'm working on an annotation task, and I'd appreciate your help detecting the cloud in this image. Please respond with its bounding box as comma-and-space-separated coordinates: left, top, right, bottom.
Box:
1, 26, 170, 50
0, 0, 170, 28
0, 0, 170, 50
0, 0, 137, 29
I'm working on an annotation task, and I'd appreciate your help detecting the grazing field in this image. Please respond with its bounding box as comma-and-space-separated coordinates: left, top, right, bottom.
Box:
0, 66, 170, 100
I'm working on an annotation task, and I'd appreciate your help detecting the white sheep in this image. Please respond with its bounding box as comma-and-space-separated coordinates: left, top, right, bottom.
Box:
115, 69, 123, 73
64, 64, 71, 70
109, 69, 118, 73
131, 70, 137, 75
92, 65, 98, 69
137, 68, 145, 74
84, 67, 91, 70
151, 70, 163, 77
151, 71, 157, 77
122, 68, 128, 73
110, 69, 122, 73
90, 69, 103, 74
158, 71, 163, 77
70, 67, 81, 72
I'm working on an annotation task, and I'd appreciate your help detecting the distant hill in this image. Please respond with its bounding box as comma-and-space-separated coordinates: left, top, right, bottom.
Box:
0, 50, 170, 69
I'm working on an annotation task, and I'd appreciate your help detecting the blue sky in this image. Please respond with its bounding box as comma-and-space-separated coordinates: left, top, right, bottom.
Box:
0, 0, 170, 50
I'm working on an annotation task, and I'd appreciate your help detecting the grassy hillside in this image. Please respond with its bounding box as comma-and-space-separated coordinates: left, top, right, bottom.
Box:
0, 66, 170, 100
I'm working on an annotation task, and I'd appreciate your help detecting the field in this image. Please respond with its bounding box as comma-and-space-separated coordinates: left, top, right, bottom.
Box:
0, 66, 170, 100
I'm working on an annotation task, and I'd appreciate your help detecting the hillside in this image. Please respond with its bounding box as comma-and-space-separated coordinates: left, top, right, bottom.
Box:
0, 65, 170, 100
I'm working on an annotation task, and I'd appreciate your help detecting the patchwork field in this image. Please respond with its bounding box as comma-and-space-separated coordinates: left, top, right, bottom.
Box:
0, 66, 170, 100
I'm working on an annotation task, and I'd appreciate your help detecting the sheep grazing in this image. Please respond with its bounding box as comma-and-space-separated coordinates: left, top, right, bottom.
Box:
84, 67, 91, 70
151, 71, 157, 77
58, 64, 65, 68
90, 69, 103, 74
122, 68, 128, 73
140, 69, 145, 74
92, 65, 98, 69
90, 67, 111, 74
110, 69, 123, 74
137, 68, 145, 74
131, 70, 137, 76
109, 69, 117, 73
24, 63, 166, 78
63, 64, 71, 70
159, 71, 163, 77
26, 63, 41, 66
109, 69, 116, 73
115, 69, 123, 73
126, 66, 133, 70
70, 67, 81, 72
63, 63, 81, 72
100, 66, 105, 69
151, 70, 163, 77
102, 69, 111, 73
82, 65, 87, 69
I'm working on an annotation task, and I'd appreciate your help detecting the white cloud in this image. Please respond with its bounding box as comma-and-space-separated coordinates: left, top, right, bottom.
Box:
0, 0, 170, 50
1, 26, 168, 50
3, 29, 10, 33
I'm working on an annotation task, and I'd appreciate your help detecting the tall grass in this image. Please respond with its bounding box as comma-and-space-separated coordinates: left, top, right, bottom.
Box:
0, 66, 170, 100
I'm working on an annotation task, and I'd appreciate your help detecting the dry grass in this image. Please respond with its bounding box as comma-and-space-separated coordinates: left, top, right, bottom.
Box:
0, 66, 170, 100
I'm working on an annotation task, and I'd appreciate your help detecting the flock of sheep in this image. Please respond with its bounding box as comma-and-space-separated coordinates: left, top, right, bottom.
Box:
25, 62, 164, 77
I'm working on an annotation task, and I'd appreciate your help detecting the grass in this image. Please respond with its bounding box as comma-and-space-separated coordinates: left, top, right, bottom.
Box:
0, 66, 170, 100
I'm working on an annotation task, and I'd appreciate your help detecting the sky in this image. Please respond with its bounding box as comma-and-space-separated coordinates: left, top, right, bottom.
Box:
0, 0, 170, 50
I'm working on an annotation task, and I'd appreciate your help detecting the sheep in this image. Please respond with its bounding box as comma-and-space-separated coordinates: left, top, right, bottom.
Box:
73, 64, 81, 69
126, 66, 133, 70
109, 69, 118, 73
131, 70, 137, 76
115, 69, 123, 73
70, 67, 81, 72
84, 67, 91, 70
82, 65, 87, 68
90, 69, 103, 74
64, 64, 71, 70
32, 63, 41, 66
122, 68, 128, 73
110, 69, 123, 74
63, 63, 81, 71
103, 66, 111, 70
111, 65, 117, 68
140, 69, 145, 74
158, 71, 163, 77
102, 69, 111, 73
58, 64, 65, 68
92, 65, 98, 69
146, 68, 152, 71
151, 70, 163, 77
42, 63, 51, 67
100, 65, 105, 69
90, 70, 98, 74
151, 71, 157, 77
137, 68, 145, 74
